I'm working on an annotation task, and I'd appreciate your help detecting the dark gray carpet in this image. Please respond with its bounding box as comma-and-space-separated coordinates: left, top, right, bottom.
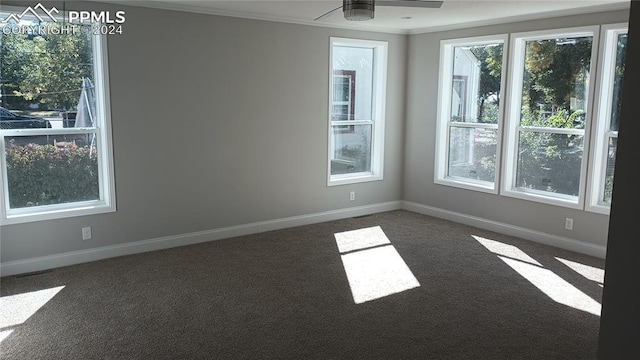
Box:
0, 210, 605, 359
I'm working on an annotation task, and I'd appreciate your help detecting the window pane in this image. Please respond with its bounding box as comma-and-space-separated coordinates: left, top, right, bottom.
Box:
610, 33, 627, 131
603, 137, 617, 204
0, 23, 95, 124
447, 126, 498, 182
330, 124, 372, 175
451, 43, 503, 124
332, 46, 374, 120
332, 71, 355, 121
516, 131, 584, 196
520, 36, 592, 129
5, 135, 99, 209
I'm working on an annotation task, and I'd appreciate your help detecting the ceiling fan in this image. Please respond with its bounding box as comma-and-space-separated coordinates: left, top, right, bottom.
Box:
314, 0, 444, 22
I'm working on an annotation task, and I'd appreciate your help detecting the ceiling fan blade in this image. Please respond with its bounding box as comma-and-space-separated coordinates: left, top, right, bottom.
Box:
313, 5, 344, 21
376, 0, 444, 8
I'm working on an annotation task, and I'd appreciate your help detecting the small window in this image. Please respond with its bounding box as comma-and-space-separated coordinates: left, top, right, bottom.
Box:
328, 38, 387, 186
435, 35, 507, 192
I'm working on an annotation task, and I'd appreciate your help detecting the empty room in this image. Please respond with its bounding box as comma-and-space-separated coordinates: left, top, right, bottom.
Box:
1, 0, 638, 359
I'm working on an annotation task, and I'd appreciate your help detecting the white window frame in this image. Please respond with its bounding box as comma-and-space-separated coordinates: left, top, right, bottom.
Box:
0, 16, 116, 225
434, 35, 508, 193
586, 23, 628, 214
501, 26, 599, 209
327, 37, 387, 187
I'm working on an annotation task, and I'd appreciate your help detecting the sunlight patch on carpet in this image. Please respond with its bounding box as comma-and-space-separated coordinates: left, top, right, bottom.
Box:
335, 225, 390, 253
556, 257, 605, 285
335, 227, 420, 304
0, 286, 65, 329
473, 235, 601, 316
473, 236, 541, 266
0, 330, 14, 343
500, 257, 601, 316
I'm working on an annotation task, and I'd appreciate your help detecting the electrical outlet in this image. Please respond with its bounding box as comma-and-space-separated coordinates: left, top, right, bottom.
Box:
565, 218, 574, 231
350, 191, 356, 201
82, 226, 92, 240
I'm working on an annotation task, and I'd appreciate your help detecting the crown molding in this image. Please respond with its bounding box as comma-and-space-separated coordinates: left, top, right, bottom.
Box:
84, 0, 630, 36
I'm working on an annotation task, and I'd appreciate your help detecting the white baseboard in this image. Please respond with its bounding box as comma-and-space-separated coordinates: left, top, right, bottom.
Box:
2, 200, 606, 277
1, 201, 403, 277
403, 201, 607, 259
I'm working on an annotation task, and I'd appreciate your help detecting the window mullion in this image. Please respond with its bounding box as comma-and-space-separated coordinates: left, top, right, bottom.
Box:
331, 120, 373, 126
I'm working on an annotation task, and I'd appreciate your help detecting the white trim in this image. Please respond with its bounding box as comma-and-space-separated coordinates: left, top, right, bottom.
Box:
408, 2, 630, 35
0, 128, 97, 137
434, 177, 496, 194
95, 32, 118, 220
1, 201, 115, 225
435, 34, 508, 194
0, 201, 403, 277
86, 0, 409, 35
403, 201, 607, 259
84, 0, 629, 36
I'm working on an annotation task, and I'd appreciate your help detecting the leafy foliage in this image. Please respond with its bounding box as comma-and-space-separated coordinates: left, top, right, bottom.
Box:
470, 44, 503, 123
5, 142, 99, 208
1, 23, 92, 110
523, 37, 592, 112
512, 37, 593, 196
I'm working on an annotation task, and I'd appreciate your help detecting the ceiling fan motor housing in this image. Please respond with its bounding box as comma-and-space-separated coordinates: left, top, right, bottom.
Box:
343, 0, 375, 21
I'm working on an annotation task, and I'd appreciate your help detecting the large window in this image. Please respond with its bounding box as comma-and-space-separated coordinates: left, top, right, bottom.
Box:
436, 25, 626, 213
435, 35, 507, 192
0, 10, 115, 224
328, 38, 387, 186
587, 24, 627, 214
502, 27, 598, 208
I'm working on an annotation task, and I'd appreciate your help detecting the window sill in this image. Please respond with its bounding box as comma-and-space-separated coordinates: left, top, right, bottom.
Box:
1, 201, 115, 225
501, 188, 582, 210
585, 202, 611, 215
434, 176, 497, 194
328, 173, 383, 187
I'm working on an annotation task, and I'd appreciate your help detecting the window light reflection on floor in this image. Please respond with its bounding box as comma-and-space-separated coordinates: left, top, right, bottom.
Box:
0, 330, 14, 343
473, 236, 542, 265
473, 235, 601, 316
335, 226, 420, 304
0, 285, 65, 343
556, 257, 605, 285
500, 257, 602, 316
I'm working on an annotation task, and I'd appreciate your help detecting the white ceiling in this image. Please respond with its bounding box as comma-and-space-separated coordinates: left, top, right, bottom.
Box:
102, 0, 631, 34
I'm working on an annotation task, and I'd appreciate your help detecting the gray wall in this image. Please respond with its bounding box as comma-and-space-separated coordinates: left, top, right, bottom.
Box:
1, 2, 629, 265
404, 10, 629, 249
0, 3, 406, 262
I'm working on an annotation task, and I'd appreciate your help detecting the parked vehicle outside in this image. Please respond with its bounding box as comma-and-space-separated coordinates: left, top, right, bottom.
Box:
0, 106, 51, 129
1, 106, 52, 146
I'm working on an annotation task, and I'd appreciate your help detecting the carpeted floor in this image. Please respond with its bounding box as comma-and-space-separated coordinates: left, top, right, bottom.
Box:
0, 210, 605, 359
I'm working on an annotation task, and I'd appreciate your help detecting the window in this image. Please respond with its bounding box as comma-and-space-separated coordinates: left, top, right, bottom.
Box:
0, 10, 115, 224
587, 24, 627, 214
435, 35, 507, 192
328, 38, 387, 186
502, 27, 598, 208
437, 25, 626, 212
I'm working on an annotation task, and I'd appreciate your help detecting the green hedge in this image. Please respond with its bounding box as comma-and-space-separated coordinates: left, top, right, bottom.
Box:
5, 142, 99, 208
